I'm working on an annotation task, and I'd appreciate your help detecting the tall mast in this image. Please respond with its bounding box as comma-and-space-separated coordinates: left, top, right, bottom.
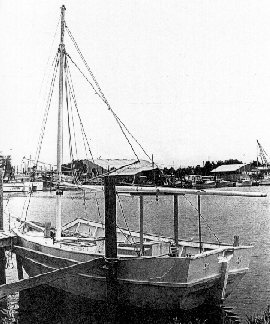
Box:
56, 5, 66, 240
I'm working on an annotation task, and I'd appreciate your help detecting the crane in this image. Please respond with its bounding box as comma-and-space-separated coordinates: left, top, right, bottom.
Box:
257, 140, 268, 167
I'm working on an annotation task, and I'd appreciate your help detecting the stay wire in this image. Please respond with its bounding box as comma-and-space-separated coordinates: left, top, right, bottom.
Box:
35, 51, 59, 162
116, 193, 136, 246
65, 57, 94, 162
35, 52, 60, 164
27, 15, 61, 158
66, 61, 89, 160
65, 64, 74, 163
183, 195, 220, 244
65, 64, 79, 159
65, 28, 140, 161
66, 50, 139, 161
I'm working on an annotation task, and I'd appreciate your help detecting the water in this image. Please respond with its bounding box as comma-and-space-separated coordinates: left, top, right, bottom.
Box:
2, 186, 270, 323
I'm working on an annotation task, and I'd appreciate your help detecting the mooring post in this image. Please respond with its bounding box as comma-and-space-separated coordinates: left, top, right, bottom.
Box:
16, 255, 24, 280
173, 194, 179, 256
198, 195, 203, 253
139, 195, 144, 256
104, 176, 118, 323
0, 168, 6, 285
0, 168, 3, 231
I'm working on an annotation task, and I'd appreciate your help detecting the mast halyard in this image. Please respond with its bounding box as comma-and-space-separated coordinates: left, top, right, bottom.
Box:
56, 5, 66, 240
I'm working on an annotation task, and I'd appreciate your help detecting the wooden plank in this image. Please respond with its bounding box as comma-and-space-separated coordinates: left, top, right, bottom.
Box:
0, 257, 105, 299
0, 248, 6, 285
104, 176, 118, 321
0, 168, 3, 230
174, 195, 179, 251
116, 186, 267, 197
0, 233, 16, 248
139, 195, 144, 256
13, 246, 81, 269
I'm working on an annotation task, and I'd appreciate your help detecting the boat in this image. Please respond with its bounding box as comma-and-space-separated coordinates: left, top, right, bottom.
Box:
185, 175, 216, 189
215, 179, 232, 188
235, 178, 253, 187
1, 157, 43, 192
3, 6, 267, 311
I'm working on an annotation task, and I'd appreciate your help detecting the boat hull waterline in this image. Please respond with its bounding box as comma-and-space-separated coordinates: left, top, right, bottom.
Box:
12, 220, 251, 310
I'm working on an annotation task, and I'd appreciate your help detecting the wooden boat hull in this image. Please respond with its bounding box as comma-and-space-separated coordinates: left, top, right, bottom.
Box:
3, 181, 43, 192
14, 234, 250, 310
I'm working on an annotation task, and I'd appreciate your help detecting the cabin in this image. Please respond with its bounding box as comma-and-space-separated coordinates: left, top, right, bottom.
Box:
81, 159, 162, 185
211, 164, 252, 182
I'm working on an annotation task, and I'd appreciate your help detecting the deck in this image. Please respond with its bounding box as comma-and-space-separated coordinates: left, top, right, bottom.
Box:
0, 230, 17, 248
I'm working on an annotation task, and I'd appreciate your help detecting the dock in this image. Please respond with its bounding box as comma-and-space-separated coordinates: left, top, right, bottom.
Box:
0, 230, 17, 286
0, 231, 17, 248
0, 168, 18, 285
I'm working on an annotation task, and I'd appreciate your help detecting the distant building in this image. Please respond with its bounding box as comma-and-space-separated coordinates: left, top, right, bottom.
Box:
82, 158, 162, 185
211, 164, 252, 182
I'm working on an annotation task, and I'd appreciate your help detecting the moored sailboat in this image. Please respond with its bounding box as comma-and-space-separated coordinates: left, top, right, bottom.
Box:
3, 6, 267, 310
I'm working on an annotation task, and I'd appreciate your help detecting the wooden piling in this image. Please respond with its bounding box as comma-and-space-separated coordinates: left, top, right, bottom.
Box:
139, 195, 144, 256
104, 176, 118, 323
0, 168, 6, 285
198, 195, 203, 253
44, 222, 51, 238
0, 168, 3, 231
173, 194, 179, 255
16, 254, 24, 280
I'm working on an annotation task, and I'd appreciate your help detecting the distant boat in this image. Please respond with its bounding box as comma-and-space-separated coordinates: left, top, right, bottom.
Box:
215, 179, 232, 188
3, 180, 43, 192
235, 178, 253, 187
185, 175, 216, 189
3, 6, 267, 311
257, 140, 270, 186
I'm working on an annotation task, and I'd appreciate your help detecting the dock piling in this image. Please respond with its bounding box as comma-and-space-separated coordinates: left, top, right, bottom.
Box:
0, 168, 6, 285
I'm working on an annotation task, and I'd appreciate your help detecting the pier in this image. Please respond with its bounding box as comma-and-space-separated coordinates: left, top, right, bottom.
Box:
0, 168, 18, 286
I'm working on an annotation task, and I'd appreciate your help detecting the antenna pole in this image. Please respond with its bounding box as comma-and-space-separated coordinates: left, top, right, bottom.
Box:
56, 5, 66, 241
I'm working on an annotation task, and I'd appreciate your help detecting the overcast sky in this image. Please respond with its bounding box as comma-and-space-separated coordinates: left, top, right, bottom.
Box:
1, 0, 270, 169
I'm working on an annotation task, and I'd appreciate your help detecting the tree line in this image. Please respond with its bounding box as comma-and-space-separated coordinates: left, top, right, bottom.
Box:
162, 159, 260, 178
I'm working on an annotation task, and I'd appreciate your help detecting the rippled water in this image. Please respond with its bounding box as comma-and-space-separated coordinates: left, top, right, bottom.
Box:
2, 185, 270, 323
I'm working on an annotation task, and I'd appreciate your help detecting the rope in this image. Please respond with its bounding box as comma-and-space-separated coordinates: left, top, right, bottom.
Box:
94, 192, 103, 225
116, 193, 136, 246
183, 195, 220, 244
35, 52, 60, 163
66, 51, 139, 160
65, 64, 78, 159
64, 60, 74, 163
65, 57, 94, 162
65, 27, 163, 168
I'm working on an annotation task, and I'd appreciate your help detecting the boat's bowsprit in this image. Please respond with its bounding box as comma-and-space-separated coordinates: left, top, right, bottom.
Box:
0, 255, 106, 299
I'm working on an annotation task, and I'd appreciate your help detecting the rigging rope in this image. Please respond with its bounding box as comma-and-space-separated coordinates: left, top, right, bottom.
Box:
65, 26, 162, 168
65, 26, 146, 162
116, 193, 136, 246
183, 195, 220, 244
65, 58, 94, 161
64, 59, 74, 163
65, 65, 79, 159
66, 51, 140, 161
35, 52, 60, 164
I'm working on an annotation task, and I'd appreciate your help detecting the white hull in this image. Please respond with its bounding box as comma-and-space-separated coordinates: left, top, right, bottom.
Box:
3, 181, 43, 192
11, 218, 251, 310
3, 183, 25, 192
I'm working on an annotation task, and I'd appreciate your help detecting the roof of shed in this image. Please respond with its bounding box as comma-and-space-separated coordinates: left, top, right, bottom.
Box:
211, 164, 247, 173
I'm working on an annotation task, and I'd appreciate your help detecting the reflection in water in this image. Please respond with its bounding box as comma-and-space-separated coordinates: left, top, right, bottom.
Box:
0, 285, 241, 324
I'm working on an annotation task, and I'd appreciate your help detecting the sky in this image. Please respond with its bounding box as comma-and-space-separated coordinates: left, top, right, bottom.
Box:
1, 0, 270, 169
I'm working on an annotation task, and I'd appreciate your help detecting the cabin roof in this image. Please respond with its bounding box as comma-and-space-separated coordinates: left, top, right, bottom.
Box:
108, 160, 155, 176
211, 164, 248, 173
84, 159, 156, 176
